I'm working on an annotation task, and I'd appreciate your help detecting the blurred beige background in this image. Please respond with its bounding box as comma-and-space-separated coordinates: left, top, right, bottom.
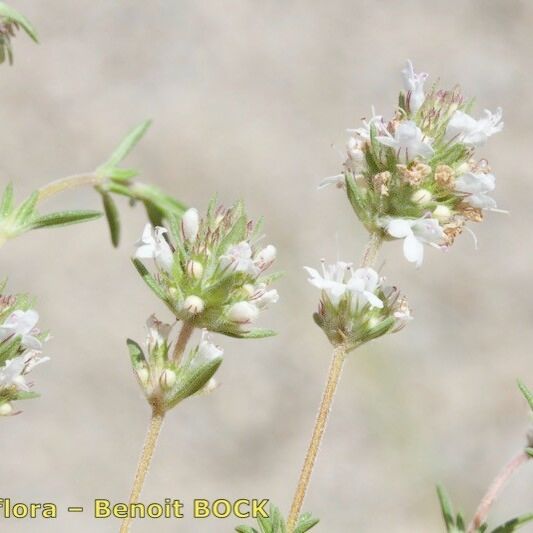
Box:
1, 1, 533, 531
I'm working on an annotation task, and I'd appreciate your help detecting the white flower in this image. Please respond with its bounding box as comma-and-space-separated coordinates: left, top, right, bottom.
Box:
0, 309, 41, 349
250, 284, 279, 309
255, 245, 277, 271
455, 172, 497, 209
186, 260, 204, 279
227, 301, 259, 324
346, 268, 384, 309
181, 208, 200, 242
220, 241, 259, 276
304, 261, 352, 306
348, 108, 385, 140
376, 121, 434, 163
401, 60, 428, 113
146, 314, 172, 352
0, 350, 49, 392
445, 108, 503, 147
318, 174, 345, 190
192, 330, 224, 368
134, 224, 174, 272
385, 217, 445, 267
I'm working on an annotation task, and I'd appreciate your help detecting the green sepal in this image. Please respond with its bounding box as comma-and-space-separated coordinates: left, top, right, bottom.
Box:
0, 182, 14, 216
131, 258, 167, 301
14, 190, 38, 225
490, 513, 533, 532
15, 390, 40, 401
294, 512, 320, 533
166, 356, 222, 409
30, 209, 102, 230
101, 191, 121, 247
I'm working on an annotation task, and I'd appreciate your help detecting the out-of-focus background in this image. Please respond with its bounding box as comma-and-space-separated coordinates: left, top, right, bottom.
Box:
1, 1, 532, 531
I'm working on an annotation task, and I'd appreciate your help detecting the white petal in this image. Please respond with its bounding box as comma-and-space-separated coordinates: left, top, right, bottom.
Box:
387, 219, 413, 239
403, 234, 424, 266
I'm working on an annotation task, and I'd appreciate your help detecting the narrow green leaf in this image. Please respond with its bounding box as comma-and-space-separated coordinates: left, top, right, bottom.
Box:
126, 338, 145, 368
436, 485, 456, 532
14, 191, 38, 224
30, 210, 102, 229
0, 182, 14, 216
131, 258, 167, 301
166, 357, 222, 408
517, 380, 533, 412
100, 120, 152, 170
0, 2, 38, 42
294, 516, 320, 533
101, 192, 121, 247
224, 328, 276, 340
15, 390, 40, 400
235, 527, 258, 533
491, 513, 533, 532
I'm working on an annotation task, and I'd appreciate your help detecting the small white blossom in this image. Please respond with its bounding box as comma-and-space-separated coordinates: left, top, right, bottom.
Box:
183, 295, 205, 315
402, 60, 428, 112
376, 121, 434, 163
159, 368, 177, 390
346, 268, 384, 309
348, 108, 386, 140
192, 330, 224, 368
0, 350, 49, 392
227, 301, 259, 324
445, 108, 503, 147
304, 261, 352, 307
181, 208, 200, 242
455, 171, 497, 209
255, 245, 277, 271
318, 174, 345, 190
186, 260, 204, 279
146, 315, 172, 352
250, 284, 279, 309
0, 309, 42, 349
0, 402, 13, 416
134, 224, 174, 272
220, 241, 259, 276
385, 217, 445, 267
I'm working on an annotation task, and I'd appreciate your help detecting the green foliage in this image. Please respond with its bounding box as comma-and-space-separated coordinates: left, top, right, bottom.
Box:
0, 183, 101, 244
0, 2, 38, 65
517, 380, 533, 413
235, 504, 319, 533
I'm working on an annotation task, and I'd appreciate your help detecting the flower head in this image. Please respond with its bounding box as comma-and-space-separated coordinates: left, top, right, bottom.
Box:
132, 199, 279, 339
306, 260, 409, 351
445, 108, 503, 147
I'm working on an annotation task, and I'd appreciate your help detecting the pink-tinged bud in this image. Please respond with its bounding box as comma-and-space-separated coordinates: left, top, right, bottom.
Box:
181, 208, 200, 242
159, 368, 177, 390
0, 402, 13, 416
186, 260, 204, 279
184, 295, 204, 315
227, 301, 259, 324
255, 245, 276, 270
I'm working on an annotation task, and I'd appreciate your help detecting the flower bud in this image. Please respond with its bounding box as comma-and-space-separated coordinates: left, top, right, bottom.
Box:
184, 295, 204, 315
411, 188, 432, 205
159, 368, 177, 390
255, 245, 277, 270
136, 367, 150, 386
181, 208, 200, 242
186, 260, 204, 279
433, 204, 452, 222
0, 402, 13, 416
227, 301, 259, 324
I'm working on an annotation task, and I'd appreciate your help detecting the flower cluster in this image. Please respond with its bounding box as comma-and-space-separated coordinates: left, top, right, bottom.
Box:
128, 316, 222, 411
0, 285, 49, 416
323, 60, 503, 267
305, 261, 410, 351
133, 199, 279, 339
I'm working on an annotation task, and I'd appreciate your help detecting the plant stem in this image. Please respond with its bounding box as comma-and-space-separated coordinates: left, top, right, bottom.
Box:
120, 407, 165, 533
467, 450, 530, 532
37, 173, 102, 202
287, 344, 347, 531
172, 321, 195, 362
286, 233, 382, 532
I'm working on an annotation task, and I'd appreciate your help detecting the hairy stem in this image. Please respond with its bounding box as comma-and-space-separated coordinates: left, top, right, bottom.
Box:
120, 407, 165, 533
287, 233, 382, 532
172, 321, 195, 363
467, 450, 530, 532
287, 344, 348, 532
37, 173, 102, 202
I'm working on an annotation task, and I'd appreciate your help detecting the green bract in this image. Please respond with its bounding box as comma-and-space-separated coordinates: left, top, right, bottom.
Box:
235, 504, 319, 533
